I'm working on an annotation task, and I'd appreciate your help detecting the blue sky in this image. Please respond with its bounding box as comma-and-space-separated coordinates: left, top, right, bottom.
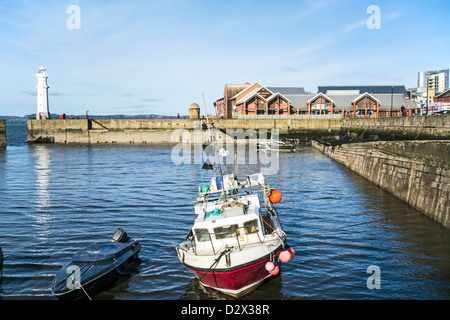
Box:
0, 0, 449, 117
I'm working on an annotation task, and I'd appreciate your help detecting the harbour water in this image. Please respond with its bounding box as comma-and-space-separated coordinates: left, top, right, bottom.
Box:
1, 123, 449, 300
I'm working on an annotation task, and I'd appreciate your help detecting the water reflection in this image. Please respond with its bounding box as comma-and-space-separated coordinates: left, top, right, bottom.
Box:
34, 145, 51, 210
31, 145, 52, 240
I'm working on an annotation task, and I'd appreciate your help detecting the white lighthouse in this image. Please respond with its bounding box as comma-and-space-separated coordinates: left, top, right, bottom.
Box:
36, 66, 51, 120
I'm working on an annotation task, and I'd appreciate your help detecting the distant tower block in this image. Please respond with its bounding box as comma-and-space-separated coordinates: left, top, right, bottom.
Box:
36, 66, 51, 120
189, 103, 200, 120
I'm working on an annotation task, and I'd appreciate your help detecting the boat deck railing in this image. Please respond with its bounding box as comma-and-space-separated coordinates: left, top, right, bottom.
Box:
196, 183, 265, 204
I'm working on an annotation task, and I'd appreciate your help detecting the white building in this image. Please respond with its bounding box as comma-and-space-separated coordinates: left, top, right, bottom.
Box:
36, 66, 50, 120
418, 69, 449, 96
427, 69, 449, 94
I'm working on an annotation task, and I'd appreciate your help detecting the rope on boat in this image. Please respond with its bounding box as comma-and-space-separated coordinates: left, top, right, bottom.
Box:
179, 248, 231, 299
197, 248, 230, 283
71, 275, 92, 300
271, 229, 287, 248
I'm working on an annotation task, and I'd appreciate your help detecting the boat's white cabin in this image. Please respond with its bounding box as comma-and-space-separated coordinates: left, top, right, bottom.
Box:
191, 193, 267, 254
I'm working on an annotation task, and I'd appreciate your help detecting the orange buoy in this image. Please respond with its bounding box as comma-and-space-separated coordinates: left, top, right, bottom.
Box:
287, 247, 295, 261
265, 261, 275, 272
279, 249, 291, 263
269, 189, 282, 203
269, 264, 279, 276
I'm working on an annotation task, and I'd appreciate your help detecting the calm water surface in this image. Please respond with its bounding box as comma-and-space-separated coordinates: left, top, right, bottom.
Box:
1, 123, 449, 300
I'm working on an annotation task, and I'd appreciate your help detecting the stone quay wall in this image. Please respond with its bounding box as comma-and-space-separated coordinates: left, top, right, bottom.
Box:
27, 115, 449, 145
312, 140, 450, 229
27, 118, 344, 145
341, 115, 450, 140
28, 119, 198, 144
0, 120, 6, 147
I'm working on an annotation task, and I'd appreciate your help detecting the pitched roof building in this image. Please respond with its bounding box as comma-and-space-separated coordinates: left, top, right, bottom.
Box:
318, 85, 409, 97
216, 83, 419, 118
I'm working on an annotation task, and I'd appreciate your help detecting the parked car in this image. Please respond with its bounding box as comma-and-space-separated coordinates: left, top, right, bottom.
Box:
433, 110, 450, 115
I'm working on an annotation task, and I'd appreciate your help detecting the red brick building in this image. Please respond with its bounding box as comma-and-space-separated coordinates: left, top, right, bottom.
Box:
215, 82, 251, 119
436, 88, 450, 103
216, 83, 293, 118
216, 83, 418, 118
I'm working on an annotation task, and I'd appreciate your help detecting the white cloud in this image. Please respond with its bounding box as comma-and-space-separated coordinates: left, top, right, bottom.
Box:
342, 19, 366, 33
342, 10, 403, 33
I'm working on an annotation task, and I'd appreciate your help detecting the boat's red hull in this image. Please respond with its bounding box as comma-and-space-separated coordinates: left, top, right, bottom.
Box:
186, 250, 281, 297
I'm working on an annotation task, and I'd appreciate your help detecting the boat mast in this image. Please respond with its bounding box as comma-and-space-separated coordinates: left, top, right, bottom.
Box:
202, 88, 227, 202
201, 88, 212, 140
217, 151, 227, 202
234, 151, 237, 178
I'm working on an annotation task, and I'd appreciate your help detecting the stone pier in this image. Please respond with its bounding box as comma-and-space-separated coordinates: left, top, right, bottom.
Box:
27, 115, 450, 145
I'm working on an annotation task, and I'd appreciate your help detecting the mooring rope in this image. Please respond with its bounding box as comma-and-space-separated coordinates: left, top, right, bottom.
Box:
179, 248, 230, 299
73, 277, 92, 300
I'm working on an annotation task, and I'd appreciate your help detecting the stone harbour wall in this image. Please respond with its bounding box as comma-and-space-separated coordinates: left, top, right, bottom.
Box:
27, 115, 450, 145
27, 118, 344, 145
312, 140, 450, 229
341, 115, 450, 140
0, 120, 6, 147
27, 119, 233, 145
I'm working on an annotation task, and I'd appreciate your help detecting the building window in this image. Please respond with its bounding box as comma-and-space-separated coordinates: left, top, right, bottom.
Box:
311, 103, 329, 110
357, 110, 374, 116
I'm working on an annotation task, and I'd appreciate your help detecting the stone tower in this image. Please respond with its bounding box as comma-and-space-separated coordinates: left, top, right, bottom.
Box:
36, 66, 51, 120
189, 103, 200, 120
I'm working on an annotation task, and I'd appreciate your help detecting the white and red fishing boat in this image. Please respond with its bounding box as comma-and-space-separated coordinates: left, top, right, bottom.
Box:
176, 144, 294, 297
176, 90, 294, 298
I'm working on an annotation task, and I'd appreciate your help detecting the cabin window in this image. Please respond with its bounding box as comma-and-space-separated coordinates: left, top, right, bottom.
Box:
214, 224, 239, 239
244, 220, 259, 234
194, 229, 210, 242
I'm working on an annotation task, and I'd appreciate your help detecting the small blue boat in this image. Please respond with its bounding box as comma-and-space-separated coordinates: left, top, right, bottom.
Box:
51, 228, 141, 300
